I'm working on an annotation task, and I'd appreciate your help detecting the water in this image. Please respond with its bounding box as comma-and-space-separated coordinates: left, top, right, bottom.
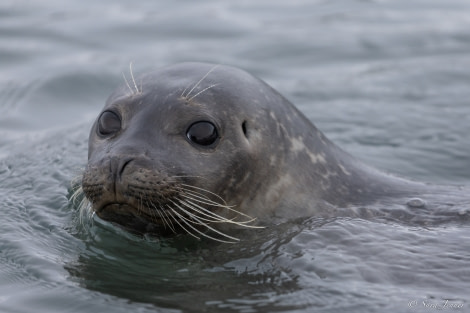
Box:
1, 0, 469, 312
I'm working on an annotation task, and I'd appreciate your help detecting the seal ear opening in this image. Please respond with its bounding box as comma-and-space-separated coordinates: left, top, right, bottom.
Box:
242, 121, 248, 139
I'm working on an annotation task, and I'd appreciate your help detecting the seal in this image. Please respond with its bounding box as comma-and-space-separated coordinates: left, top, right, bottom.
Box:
77, 62, 469, 242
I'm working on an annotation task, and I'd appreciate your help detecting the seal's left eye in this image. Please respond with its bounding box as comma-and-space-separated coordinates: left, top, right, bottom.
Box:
97, 110, 121, 136
186, 121, 219, 147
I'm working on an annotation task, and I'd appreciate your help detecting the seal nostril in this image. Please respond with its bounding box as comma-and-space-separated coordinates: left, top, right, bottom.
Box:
119, 158, 134, 179
242, 121, 248, 138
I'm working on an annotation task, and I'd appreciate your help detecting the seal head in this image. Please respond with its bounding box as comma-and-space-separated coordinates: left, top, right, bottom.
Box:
82, 63, 296, 241
81, 62, 469, 241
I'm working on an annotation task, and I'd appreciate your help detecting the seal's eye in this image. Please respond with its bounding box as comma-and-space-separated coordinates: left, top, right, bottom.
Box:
186, 121, 219, 147
97, 110, 121, 136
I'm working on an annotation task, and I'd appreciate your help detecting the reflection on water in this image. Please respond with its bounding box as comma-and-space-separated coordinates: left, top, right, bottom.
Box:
1, 0, 470, 312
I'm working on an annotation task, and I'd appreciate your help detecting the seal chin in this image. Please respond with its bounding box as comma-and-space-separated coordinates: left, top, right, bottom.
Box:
95, 203, 165, 235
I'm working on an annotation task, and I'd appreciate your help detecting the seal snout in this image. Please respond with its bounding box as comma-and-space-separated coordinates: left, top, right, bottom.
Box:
82, 155, 182, 220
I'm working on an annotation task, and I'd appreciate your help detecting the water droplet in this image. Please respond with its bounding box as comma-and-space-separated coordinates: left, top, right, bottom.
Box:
407, 198, 426, 208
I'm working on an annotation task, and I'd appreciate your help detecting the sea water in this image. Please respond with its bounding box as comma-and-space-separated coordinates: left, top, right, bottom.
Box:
1, 1, 469, 312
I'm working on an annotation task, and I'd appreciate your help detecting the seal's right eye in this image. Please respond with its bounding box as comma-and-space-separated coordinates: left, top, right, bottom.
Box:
186, 121, 219, 147
97, 110, 121, 136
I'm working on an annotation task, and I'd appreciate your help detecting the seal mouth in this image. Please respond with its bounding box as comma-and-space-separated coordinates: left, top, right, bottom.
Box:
76, 180, 262, 243
95, 202, 167, 235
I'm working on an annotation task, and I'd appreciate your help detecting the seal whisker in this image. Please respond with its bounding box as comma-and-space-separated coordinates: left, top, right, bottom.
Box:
187, 83, 220, 102
156, 211, 167, 229
175, 208, 207, 226
122, 72, 134, 96
149, 200, 175, 232
148, 203, 165, 228
169, 206, 239, 243
70, 185, 93, 225
171, 200, 241, 242
166, 205, 201, 241
70, 186, 83, 204
181, 188, 261, 225
78, 196, 90, 212
156, 209, 171, 231
180, 184, 229, 206
180, 190, 235, 208
147, 200, 163, 227
138, 193, 145, 216
164, 209, 178, 233
178, 200, 230, 224
170, 200, 214, 225
129, 61, 141, 94
181, 199, 262, 228
180, 187, 212, 201
160, 205, 177, 232
70, 175, 83, 190
122, 62, 142, 96
78, 197, 92, 224
179, 185, 263, 227
179, 198, 234, 222
181, 64, 219, 99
